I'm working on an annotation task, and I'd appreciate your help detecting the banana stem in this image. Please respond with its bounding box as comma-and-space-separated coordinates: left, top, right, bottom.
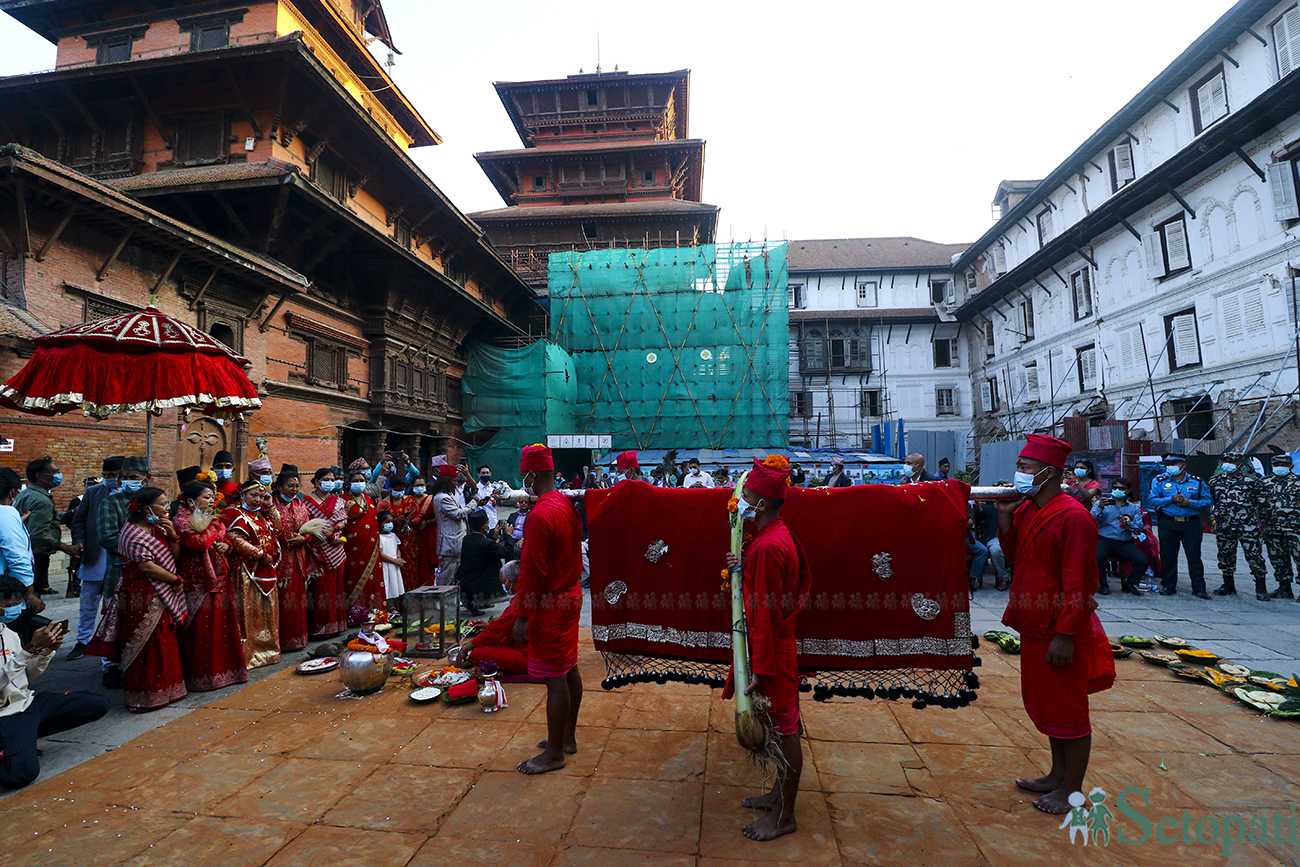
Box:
730, 471, 752, 719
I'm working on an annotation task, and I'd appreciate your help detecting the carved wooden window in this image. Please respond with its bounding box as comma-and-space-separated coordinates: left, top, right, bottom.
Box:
308, 340, 344, 387
175, 113, 228, 166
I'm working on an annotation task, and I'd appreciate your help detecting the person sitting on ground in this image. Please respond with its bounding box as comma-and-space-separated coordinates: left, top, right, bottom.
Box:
0, 574, 108, 788
456, 509, 518, 614
462, 560, 531, 676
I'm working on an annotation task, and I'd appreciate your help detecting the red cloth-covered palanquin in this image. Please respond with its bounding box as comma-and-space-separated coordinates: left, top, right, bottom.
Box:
587, 479, 979, 704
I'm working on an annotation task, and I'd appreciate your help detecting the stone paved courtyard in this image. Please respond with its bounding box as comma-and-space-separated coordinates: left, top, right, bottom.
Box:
5, 557, 1300, 866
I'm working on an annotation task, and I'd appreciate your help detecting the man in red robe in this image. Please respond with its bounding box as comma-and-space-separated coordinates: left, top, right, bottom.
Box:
725, 456, 811, 842
997, 434, 1115, 814
512, 444, 585, 774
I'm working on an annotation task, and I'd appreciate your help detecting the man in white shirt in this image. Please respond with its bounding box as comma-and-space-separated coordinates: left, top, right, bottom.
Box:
0, 575, 109, 788
681, 458, 714, 489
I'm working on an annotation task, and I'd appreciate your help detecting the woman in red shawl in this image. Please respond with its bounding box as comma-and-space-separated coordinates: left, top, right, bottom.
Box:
408, 474, 439, 581
342, 460, 384, 612
223, 481, 281, 669
303, 467, 347, 638
86, 487, 188, 712
381, 473, 425, 591
271, 465, 311, 651
174, 480, 247, 692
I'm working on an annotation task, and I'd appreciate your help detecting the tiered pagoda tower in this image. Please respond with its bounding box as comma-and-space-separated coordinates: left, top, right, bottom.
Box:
469, 68, 719, 290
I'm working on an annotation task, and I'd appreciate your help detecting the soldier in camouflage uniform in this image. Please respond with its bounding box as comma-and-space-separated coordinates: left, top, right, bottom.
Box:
1261, 453, 1300, 601
1206, 452, 1268, 599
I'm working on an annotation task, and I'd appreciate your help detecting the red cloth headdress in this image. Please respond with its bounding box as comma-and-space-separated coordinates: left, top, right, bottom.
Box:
1019, 433, 1072, 469
746, 455, 791, 500
521, 444, 554, 472
616, 451, 639, 470
435, 464, 459, 479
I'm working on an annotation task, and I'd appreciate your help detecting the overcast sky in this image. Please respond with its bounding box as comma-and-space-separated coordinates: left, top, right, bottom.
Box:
0, 0, 1238, 246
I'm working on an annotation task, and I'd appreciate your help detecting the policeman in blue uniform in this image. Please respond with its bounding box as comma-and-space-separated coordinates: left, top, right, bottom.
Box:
1147, 452, 1215, 598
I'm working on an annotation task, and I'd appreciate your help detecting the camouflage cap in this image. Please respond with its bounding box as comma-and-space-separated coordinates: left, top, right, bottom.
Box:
1221, 452, 1245, 463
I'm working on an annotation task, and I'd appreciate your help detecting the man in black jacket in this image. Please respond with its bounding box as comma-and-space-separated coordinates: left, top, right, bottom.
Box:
823, 457, 853, 488
456, 510, 518, 614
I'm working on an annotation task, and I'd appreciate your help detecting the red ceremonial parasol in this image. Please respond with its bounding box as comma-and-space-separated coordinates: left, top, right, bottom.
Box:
0, 306, 261, 458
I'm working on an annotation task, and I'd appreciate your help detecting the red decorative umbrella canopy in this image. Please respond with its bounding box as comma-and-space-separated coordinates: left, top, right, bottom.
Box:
0, 307, 261, 418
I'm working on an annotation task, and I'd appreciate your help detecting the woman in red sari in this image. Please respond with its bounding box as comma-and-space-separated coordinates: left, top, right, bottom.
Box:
272, 465, 311, 651
175, 480, 247, 692
408, 474, 438, 579
303, 467, 347, 638
342, 461, 384, 613
382, 473, 426, 591
223, 481, 281, 669
86, 487, 188, 712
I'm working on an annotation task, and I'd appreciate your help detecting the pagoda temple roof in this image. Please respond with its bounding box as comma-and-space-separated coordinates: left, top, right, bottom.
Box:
469, 198, 719, 222
492, 69, 691, 147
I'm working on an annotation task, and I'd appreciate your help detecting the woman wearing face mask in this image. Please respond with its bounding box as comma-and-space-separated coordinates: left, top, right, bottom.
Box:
85, 487, 188, 712
174, 481, 245, 692
302, 468, 347, 638
1065, 460, 1102, 505
271, 466, 312, 651
341, 460, 385, 613
381, 474, 424, 592
222, 480, 281, 669
407, 475, 439, 586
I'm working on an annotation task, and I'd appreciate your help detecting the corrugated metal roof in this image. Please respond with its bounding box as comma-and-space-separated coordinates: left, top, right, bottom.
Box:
787, 238, 969, 272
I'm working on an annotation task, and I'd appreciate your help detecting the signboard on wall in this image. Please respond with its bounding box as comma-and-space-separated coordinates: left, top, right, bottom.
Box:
0, 438, 13, 453
548, 434, 612, 450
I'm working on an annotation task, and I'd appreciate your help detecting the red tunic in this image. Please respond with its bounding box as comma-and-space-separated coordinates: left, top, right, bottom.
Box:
514, 490, 584, 678
382, 494, 426, 591
468, 598, 531, 675
1000, 492, 1115, 739
272, 496, 312, 651
342, 494, 385, 612
741, 517, 811, 736
175, 507, 247, 692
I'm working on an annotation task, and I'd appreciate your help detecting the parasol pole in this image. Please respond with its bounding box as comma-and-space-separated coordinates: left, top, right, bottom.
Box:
496, 485, 1024, 503
145, 413, 152, 465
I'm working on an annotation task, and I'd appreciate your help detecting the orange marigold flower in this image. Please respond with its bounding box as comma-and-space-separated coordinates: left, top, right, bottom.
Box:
762, 454, 790, 470
721, 568, 730, 579
727, 497, 739, 513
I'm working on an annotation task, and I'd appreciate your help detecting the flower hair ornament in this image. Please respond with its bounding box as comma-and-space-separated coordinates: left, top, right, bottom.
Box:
127, 500, 143, 513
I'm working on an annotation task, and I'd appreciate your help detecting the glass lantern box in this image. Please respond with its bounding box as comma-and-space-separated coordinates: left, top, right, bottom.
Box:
400, 586, 461, 658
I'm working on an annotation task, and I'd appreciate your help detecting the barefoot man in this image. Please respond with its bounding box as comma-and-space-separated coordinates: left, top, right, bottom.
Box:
997, 434, 1114, 813
725, 456, 811, 841
513, 444, 585, 774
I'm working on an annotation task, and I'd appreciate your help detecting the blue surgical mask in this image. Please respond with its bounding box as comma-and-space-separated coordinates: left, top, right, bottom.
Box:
146, 512, 162, 524
259, 474, 274, 487
215, 468, 233, 482
50, 472, 63, 488
350, 482, 365, 495
412, 486, 427, 496
1274, 466, 1293, 477
1013, 468, 1045, 496
330, 480, 344, 493
243, 503, 261, 512
1073, 468, 1087, 478
1220, 463, 1237, 474
280, 493, 295, 502
1112, 489, 1128, 499
1, 602, 23, 623
390, 490, 404, 499
1164, 463, 1183, 476
381, 522, 394, 533
119, 479, 143, 493
738, 500, 758, 520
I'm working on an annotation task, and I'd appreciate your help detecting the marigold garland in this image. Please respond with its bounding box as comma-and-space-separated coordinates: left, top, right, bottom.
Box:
346, 639, 385, 653
761, 454, 790, 470
727, 497, 739, 513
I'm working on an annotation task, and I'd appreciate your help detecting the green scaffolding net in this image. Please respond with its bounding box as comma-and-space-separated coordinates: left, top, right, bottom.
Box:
548, 242, 789, 450
461, 341, 577, 486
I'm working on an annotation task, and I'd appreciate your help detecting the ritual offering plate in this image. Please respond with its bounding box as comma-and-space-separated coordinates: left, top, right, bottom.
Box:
1119, 636, 1154, 648
373, 623, 394, 634
1175, 648, 1220, 664
1205, 668, 1248, 691
1109, 642, 1133, 659
1217, 663, 1251, 677
1233, 687, 1287, 713
1247, 675, 1287, 691
1166, 662, 1206, 682
296, 657, 339, 675
409, 686, 442, 703
1154, 635, 1188, 648
392, 659, 420, 675
1138, 650, 1179, 666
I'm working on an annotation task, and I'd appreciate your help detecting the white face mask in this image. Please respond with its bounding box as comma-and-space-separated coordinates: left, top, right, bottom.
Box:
1274, 466, 1293, 477
412, 486, 427, 495
1220, 463, 1238, 474
738, 499, 758, 520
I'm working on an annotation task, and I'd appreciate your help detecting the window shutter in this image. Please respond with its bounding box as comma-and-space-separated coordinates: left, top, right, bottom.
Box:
1119, 328, 1136, 372
979, 380, 993, 411
1197, 73, 1227, 127
1113, 141, 1135, 182
950, 389, 959, 415
1277, 7, 1300, 78
1221, 291, 1244, 342
1268, 161, 1300, 221
1164, 219, 1191, 271
991, 245, 1006, 276
1172, 313, 1200, 367
1081, 347, 1097, 390
1039, 210, 1054, 242
1143, 232, 1165, 275
1024, 365, 1039, 402
1243, 285, 1266, 335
